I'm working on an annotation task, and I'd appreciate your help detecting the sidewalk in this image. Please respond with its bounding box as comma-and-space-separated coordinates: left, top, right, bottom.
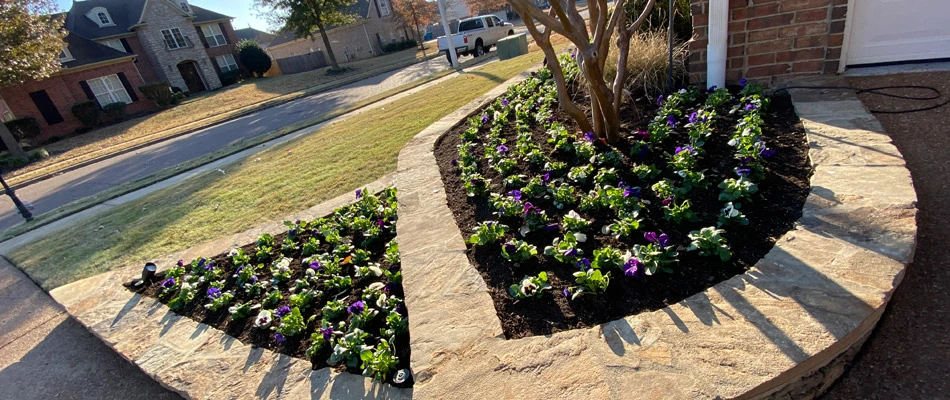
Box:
0, 258, 181, 399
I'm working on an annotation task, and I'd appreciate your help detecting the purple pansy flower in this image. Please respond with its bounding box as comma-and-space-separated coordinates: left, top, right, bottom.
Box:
508, 189, 522, 201
207, 287, 221, 298
235, 265, 245, 274
637, 144, 650, 158
658, 233, 670, 247
523, 202, 540, 216
355, 189, 363, 199
760, 148, 776, 158
320, 326, 333, 341
688, 112, 698, 124
562, 248, 579, 258
274, 332, 286, 343
541, 172, 551, 184
377, 219, 385, 227
583, 132, 595, 142
196, 258, 206, 269
745, 103, 757, 111
644, 231, 658, 243
576, 258, 591, 270
736, 167, 751, 178
162, 278, 176, 289
250, 275, 259, 284
481, 114, 489, 124
501, 99, 510, 107
624, 187, 641, 198
546, 115, 557, 122
674, 145, 694, 155
563, 288, 571, 298
276, 306, 291, 317
497, 144, 509, 154
662, 195, 675, 207
451, 158, 458, 167
623, 258, 642, 277
635, 130, 649, 138
708, 85, 718, 92
657, 94, 664, 106
504, 243, 517, 255
347, 301, 365, 314
176, 259, 184, 267
740, 78, 748, 87
667, 115, 677, 128
545, 223, 560, 232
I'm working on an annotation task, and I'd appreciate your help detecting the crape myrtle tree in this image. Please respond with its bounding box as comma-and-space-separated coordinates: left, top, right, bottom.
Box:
0, 0, 65, 158
255, 0, 358, 71
507, 0, 656, 143
391, 0, 437, 50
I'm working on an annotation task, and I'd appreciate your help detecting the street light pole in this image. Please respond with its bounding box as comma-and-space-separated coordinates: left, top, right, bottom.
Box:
0, 174, 32, 222
437, 0, 459, 69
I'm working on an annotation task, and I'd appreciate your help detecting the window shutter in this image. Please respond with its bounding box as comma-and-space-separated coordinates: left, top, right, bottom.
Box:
78, 81, 101, 109
117, 73, 139, 102
195, 26, 210, 48
218, 23, 229, 44
28, 90, 64, 125
120, 38, 133, 53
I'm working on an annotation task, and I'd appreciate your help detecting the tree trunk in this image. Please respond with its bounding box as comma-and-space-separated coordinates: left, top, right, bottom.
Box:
409, 2, 425, 51
0, 123, 26, 159
316, 21, 341, 70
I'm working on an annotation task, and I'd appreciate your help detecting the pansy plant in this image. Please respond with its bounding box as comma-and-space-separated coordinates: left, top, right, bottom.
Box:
718, 202, 749, 227
566, 268, 610, 299
501, 239, 538, 263
274, 306, 308, 338
204, 285, 234, 311
591, 246, 625, 271
508, 272, 552, 299
632, 232, 679, 275
330, 328, 370, 368
561, 210, 590, 233
228, 302, 260, 320
718, 177, 758, 202
361, 339, 399, 382
543, 231, 586, 264
548, 183, 577, 209
468, 221, 509, 246
567, 164, 594, 184
687, 227, 733, 261
489, 193, 522, 218
602, 210, 642, 239
662, 198, 697, 224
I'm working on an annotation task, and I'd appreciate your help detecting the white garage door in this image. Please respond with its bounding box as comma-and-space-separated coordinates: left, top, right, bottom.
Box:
845, 0, 950, 66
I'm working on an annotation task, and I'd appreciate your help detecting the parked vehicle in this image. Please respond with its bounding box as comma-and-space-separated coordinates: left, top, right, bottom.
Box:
437, 15, 516, 62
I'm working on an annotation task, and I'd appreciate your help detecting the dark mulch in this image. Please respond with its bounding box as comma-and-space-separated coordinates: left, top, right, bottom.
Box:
127, 218, 412, 387
820, 71, 950, 400
434, 90, 813, 339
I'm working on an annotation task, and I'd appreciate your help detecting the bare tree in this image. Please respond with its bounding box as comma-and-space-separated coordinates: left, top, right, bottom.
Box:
507, 0, 656, 143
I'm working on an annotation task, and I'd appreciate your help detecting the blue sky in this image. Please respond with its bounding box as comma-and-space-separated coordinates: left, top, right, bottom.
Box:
55, 0, 271, 32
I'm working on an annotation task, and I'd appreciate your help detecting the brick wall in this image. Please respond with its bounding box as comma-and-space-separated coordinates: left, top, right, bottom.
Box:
0, 60, 153, 140
125, 36, 162, 83
689, 0, 847, 86
200, 21, 241, 75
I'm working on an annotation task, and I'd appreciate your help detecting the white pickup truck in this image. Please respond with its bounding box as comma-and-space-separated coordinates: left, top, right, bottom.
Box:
437, 15, 515, 62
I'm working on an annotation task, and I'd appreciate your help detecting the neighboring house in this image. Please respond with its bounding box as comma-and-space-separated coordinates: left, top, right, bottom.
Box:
688, 0, 950, 85
235, 27, 276, 49
267, 0, 407, 63
0, 0, 242, 139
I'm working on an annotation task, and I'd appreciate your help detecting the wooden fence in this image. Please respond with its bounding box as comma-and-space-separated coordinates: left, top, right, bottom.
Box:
274, 51, 328, 75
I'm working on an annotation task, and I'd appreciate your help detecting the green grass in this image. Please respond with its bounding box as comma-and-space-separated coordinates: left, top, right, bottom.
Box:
9, 51, 545, 290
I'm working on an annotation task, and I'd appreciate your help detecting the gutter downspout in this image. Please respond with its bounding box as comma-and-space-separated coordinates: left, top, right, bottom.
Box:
707, 0, 727, 89
362, 24, 374, 56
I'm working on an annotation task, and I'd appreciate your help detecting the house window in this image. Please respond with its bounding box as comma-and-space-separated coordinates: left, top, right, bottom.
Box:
86, 75, 132, 107
378, 0, 391, 16
89, 7, 114, 27
216, 54, 239, 72
179, 1, 191, 12
161, 28, 188, 49
103, 39, 126, 53
59, 47, 74, 62
203, 24, 227, 47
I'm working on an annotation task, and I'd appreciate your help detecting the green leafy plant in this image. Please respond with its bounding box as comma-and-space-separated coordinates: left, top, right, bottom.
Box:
718, 177, 758, 202
687, 227, 732, 261
508, 272, 551, 299
468, 221, 509, 246
718, 202, 749, 227
567, 268, 610, 299
501, 239, 538, 263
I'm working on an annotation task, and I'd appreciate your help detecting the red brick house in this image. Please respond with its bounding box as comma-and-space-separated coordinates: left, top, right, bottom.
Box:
688, 0, 950, 85
0, 0, 242, 140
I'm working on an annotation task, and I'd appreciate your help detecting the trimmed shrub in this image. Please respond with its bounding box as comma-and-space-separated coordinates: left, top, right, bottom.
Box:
4, 117, 40, 141
103, 102, 127, 120
238, 40, 273, 77
71, 101, 100, 128
219, 70, 242, 86
28, 148, 49, 162
382, 39, 417, 53
139, 82, 176, 107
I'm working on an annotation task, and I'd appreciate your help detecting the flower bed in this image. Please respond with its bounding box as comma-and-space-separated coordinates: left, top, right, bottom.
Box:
127, 188, 413, 386
434, 56, 812, 339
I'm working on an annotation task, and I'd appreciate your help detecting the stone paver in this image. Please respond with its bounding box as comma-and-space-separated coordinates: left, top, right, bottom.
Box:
392, 74, 916, 399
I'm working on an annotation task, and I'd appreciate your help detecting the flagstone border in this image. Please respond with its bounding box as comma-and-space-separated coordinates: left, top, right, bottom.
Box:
395, 72, 916, 399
